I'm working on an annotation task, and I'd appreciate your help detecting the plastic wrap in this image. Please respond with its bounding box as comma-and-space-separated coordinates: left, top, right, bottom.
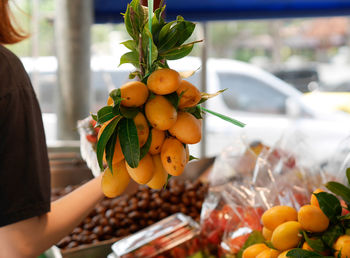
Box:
110, 213, 202, 258
201, 132, 332, 256
77, 117, 101, 177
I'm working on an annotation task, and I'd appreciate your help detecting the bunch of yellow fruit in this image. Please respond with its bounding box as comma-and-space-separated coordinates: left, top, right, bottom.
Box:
99, 68, 203, 198
242, 189, 350, 258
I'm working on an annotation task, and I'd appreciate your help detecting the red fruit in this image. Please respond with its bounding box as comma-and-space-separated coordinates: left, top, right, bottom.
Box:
86, 134, 97, 143
206, 229, 221, 245
134, 245, 157, 256
341, 200, 350, 216
228, 234, 249, 253
90, 119, 97, 127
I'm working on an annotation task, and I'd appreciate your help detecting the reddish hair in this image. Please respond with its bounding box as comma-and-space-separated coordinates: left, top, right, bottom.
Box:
0, 0, 28, 44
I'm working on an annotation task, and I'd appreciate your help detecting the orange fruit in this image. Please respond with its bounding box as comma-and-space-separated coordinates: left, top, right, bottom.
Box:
168, 111, 202, 144
125, 153, 154, 184
176, 80, 201, 108
120, 81, 149, 107
145, 95, 177, 130
101, 160, 130, 198
161, 137, 187, 176
149, 128, 165, 155
147, 68, 181, 95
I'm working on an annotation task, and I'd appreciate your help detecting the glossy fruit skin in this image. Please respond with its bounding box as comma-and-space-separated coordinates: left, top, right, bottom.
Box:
242, 243, 268, 258
108, 136, 124, 164
333, 235, 350, 258
125, 153, 154, 184
256, 248, 280, 258
146, 154, 168, 190
168, 111, 202, 144
120, 81, 149, 107
271, 221, 302, 251
149, 128, 165, 155
145, 95, 177, 130
133, 112, 149, 147
176, 80, 201, 108
161, 137, 187, 176
101, 161, 130, 198
277, 250, 292, 258
262, 227, 273, 241
147, 68, 181, 95
261, 206, 298, 231
310, 188, 324, 207
298, 205, 329, 232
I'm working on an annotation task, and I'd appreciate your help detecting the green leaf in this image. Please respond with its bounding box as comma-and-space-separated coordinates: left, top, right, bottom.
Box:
163, 174, 172, 189
264, 242, 276, 250
200, 106, 246, 128
124, 3, 136, 40
119, 118, 140, 168
164, 92, 179, 109
109, 89, 122, 105
175, 19, 196, 46
158, 21, 176, 44
120, 106, 139, 119
148, 91, 156, 101
160, 44, 193, 60
97, 106, 117, 124
199, 89, 227, 104
119, 51, 140, 68
184, 105, 203, 119
129, 71, 141, 80
321, 224, 344, 248
315, 192, 342, 222
142, 26, 158, 68
140, 131, 152, 160
189, 155, 199, 161
286, 249, 323, 257
237, 231, 265, 258
346, 168, 350, 186
326, 181, 350, 206
121, 40, 136, 50
105, 129, 118, 174
302, 231, 327, 253
91, 113, 98, 121
96, 117, 122, 171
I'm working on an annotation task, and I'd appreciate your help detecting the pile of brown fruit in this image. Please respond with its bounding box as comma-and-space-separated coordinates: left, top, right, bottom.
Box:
53, 179, 208, 250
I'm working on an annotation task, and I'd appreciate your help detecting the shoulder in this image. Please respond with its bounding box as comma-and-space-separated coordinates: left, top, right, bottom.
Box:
0, 45, 31, 97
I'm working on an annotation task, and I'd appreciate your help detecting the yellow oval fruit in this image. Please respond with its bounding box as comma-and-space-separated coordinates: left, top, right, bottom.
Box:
146, 154, 168, 190
134, 112, 149, 147
261, 206, 298, 231
120, 81, 149, 107
310, 188, 324, 207
277, 250, 292, 258
256, 249, 280, 258
107, 96, 114, 106
149, 128, 165, 155
125, 153, 154, 184
298, 205, 329, 232
176, 80, 201, 109
168, 111, 202, 144
147, 68, 181, 95
242, 243, 268, 258
334, 235, 350, 258
271, 221, 302, 251
101, 161, 130, 198
145, 95, 177, 130
161, 137, 187, 176
262, 227, 273, 241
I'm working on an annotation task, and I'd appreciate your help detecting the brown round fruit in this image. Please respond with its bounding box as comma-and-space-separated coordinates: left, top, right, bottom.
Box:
101, 161, 130, 198
161, 137, 187, 176
147, 68, 181, 95
149, 128, 165, 155
125, 153, 154, 184
145, 95, 177, 130
168, 111, 202, 144
120, 81, 149, 107
176, 80, 201, 108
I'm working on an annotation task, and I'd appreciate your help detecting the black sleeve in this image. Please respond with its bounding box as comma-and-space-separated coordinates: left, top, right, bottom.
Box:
0, 66, 51, 227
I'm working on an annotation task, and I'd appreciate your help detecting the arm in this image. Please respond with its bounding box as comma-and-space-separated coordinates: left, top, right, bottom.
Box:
0, 174, 105, 258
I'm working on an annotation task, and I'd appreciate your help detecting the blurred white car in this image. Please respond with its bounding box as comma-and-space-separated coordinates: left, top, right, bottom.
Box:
169, 57, 350, 162
24, 56, 350, 162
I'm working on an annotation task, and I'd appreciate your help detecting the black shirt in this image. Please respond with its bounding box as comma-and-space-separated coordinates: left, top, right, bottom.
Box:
0, 45, 51, 227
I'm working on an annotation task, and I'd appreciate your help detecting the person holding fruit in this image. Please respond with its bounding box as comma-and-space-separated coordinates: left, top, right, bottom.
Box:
0, 1, 106, 257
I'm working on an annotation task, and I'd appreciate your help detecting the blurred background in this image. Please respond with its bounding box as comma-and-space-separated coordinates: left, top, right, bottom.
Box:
8, 0, 350, 161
